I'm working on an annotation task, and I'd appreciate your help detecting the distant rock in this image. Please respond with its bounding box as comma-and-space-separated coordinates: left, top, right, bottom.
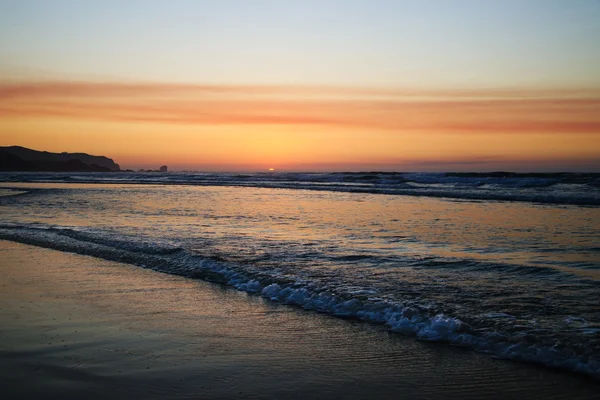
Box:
0, 146, 121, 172
159, 165, 168, 172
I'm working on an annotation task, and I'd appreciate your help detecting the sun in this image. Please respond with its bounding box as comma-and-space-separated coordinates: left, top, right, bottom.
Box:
268, 168, 275, 171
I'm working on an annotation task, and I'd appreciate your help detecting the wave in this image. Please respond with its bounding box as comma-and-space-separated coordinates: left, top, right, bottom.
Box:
1, 171, 599, 205
1, 224, 599, 380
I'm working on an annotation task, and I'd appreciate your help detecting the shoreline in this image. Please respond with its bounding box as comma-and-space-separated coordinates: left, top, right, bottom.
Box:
2, 240, 600, 399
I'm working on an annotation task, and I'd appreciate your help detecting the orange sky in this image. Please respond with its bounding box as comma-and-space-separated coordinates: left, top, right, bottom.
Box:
1, 81, 599, 171
2, 2, 600, 171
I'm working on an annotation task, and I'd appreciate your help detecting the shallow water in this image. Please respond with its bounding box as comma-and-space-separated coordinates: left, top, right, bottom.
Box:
0, 174, 599, 378
3, 241, 600, 400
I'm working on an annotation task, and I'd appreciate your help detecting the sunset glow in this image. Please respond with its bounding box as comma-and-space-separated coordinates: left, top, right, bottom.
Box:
2, 2, 600, 392
1, 1, 599, 171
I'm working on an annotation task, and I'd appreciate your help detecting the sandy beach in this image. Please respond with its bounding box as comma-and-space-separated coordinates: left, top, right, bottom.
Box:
1, 240, 599, 399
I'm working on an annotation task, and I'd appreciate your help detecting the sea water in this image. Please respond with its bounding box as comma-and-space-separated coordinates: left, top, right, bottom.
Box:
0, 171, 599, 378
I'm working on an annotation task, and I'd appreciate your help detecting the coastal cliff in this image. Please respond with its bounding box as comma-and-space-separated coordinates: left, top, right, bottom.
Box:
0, 146, 121, 172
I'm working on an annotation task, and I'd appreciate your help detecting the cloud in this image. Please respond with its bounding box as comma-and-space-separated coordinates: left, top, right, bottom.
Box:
2, 81, 599, 100
1, 81, 599, 134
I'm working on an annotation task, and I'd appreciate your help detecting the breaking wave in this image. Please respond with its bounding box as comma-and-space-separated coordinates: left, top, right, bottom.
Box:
1, 223, 599, 380
1, 171, 599, 205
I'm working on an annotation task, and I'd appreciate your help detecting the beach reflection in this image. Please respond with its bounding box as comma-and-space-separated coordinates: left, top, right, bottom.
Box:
2, 182, 597, 272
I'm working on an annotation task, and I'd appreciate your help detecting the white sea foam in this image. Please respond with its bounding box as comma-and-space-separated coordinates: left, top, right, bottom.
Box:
1, 224, 599, 379
2, 171, 599, 205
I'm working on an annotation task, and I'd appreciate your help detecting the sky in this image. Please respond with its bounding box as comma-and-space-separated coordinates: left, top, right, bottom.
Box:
1, 0, 599, 171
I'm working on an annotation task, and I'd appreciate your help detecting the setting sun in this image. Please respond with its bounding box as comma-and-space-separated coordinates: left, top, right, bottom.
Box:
1, 2, 599, 397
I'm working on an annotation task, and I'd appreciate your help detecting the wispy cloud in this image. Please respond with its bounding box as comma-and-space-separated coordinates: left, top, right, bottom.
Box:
1, 81, 599, 134
2, 81, 600, 99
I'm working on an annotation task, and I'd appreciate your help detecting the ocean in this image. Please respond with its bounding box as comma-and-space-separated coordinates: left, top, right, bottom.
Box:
1, 171, 599, 379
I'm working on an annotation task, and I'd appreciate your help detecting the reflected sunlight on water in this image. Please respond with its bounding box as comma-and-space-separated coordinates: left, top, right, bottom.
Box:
0, 182, 599, 378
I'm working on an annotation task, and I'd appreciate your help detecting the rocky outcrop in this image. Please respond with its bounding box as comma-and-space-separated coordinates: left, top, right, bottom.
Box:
0, 146, 121, 172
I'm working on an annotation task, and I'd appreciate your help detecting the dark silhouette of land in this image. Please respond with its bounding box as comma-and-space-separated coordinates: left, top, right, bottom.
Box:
0, 146, 120, 172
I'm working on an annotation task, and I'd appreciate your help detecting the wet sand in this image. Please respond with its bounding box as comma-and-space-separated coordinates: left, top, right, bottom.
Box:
1, 240, 599, 399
